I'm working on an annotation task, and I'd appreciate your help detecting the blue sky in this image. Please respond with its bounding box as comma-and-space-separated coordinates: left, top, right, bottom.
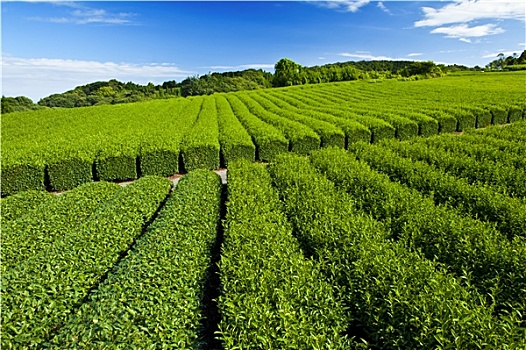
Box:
2, 1, 525, 101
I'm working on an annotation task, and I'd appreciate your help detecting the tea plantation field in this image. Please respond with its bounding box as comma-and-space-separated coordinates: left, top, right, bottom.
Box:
1, 71, 524, 196
2, 72, 526, 348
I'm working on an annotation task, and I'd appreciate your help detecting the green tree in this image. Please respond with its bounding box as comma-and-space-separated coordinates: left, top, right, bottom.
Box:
273, 58, 301, 87
2, 96, 15, 114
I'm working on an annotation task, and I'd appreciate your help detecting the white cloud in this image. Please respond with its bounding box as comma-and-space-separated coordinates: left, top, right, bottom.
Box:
407, 53, 423, 57
339, 52, 403, 60
377, 2, 391, 14
1, 55, 194, 101
439, 49, 467, 53
314, 0, 370, 13
415, 1, 525, 27
431, 23, 505, 41
27, 2, 137, 25
208, 64, 275, 70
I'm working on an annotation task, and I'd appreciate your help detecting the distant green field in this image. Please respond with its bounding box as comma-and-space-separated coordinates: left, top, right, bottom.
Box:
2, 71, 524, 195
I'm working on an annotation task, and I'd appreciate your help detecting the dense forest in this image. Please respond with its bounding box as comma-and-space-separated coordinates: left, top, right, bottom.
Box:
3, 52, 523, 114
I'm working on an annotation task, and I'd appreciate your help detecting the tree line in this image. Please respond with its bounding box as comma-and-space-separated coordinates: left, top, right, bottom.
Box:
1, 57, 470, 114
485, 51, 526, 71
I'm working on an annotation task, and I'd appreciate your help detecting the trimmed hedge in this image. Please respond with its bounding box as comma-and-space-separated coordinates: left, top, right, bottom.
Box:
310, 147, 526, 311
181, 96, 220, 171
139, 99, 196, 176
467, 106, 492, 128
508, 105, 523, 123
1, 176, 171, 348
422, 109, 458, 133
1, 181, 121, 274
269, 90, 372, 144
215, 94, 255, 166
487, 105, 508, 124
371, 112, 419, 140
46, 147, 94, 191
285, 89, 395, 142
48, 170, 222, 348
96, 140, 139, 181
447, 107, 477, 131
1, 154, 46, 196
385, 138, 526, 199
343, 112, 396, 142
351, 140, 526, 240
237, 92, 321, 154
402, 111, 439, 137
421, 133, 526, 174
252, 92, 346, 148
269, 153, 523, 349
225, 94, 288, 161
0, 189, 55, 222
473, 120, 526, 142
219, 160, 351, 348
140, 138, 180, 176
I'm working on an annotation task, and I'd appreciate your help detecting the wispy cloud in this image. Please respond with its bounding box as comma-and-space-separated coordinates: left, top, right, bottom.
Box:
2, 55, 194, 101
415, 0, 524, 42
415, 1, 524, 27
338, 52, 414, 61
377, 2, 391, 14
313, 0, 370, 13
27, 2, 137, 25
407, 53, 423, 57
431, 23, 505, 40
439, 49, 467, 53
207, 64, 275, 70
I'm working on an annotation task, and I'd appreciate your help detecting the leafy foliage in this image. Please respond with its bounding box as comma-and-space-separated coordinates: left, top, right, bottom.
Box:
1, 176, 170, 348
349, 141, 526, 240
236, 92, 321, 154
311, 147, 526, 311
48, 170, 221, 348
1, 181, 120, 277
0, 189, 55, 222
269, 153, 525, 349
225, 94, 288, 161
219, 160, 352, 348
181, 96, 221, 171
215, 94, 255, 166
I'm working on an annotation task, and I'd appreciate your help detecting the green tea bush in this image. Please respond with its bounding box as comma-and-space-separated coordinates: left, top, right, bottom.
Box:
311, 147, 526, 310
269, 90, 372, 143
219, 160, 351, 348
1, 155, 46, 196
1, 181, 121, 274
0, 189, 55, 222
252, 91, 346, 148
215, 94, 255, 166
181, 96, 220, 171
236, 92, 321, 154
351, 141, 526, 240
225, 94, 288, 161
48, 171, 221, 348
1, 176, 171, 348
269, 153, 525, 349
384, 138, 526, 199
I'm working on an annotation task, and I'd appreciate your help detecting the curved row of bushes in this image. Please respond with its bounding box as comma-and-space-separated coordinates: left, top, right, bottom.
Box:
47, 170, 222, 348
269, 153, 524, 348
2, 176, 171, 348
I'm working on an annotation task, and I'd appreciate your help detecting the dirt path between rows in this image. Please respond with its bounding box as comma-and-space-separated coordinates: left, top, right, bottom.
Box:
51, 169, 228, 196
